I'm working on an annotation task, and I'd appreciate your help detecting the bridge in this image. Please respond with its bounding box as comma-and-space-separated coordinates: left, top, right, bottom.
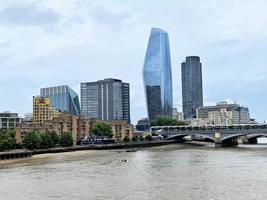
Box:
151, 124, 267, 147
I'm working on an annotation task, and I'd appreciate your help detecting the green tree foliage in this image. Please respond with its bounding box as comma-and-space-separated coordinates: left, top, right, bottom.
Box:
131, 136, 138, 142
60, 132, 73, 147
123, 136, 130, 143
139, 136, 144, 141
22, 131, 42, 150
0, 129, 16, 151
47, 131, 60, 146
92, 122, 113, 138
150, 116, 189, 127
145, 135, 153, 141
40, 133, 53, 149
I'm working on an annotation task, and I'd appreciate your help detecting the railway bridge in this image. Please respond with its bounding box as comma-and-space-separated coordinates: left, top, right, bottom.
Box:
151, 124, 267, 147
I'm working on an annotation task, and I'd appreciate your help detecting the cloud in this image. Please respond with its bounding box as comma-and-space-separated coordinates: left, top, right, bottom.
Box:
0, 1, 61, 27
74, 0, 134, 30
0, 0, 266, 124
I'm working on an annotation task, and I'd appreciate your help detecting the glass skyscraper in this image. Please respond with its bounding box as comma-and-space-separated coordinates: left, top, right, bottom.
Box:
80, 78, 130, 122
181, 56, 203, 119
143, 28, 173, 121
40, 85, 81, 115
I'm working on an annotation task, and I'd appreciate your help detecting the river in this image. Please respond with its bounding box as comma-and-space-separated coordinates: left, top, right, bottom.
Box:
1, 143, 267, 200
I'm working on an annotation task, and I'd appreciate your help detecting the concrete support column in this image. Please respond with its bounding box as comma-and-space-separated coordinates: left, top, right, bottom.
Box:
215, 131, 222, 147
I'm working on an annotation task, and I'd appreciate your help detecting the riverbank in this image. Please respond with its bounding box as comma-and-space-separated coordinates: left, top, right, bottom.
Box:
0, 140, 177, 161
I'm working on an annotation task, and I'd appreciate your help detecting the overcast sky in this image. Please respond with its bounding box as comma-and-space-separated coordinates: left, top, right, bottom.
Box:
0, 0, 266, 123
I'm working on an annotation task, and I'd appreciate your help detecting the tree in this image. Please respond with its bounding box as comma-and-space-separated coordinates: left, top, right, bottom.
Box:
22, 131, 42, 150
123, 136, 130, 143
145, 135, 153, 141
92, 122, 113, 138
0, 129, 16, 151
150, 116, 189, 127
60, 132, 73, 147
47, 131, 60, 146
139, 136, 145, 141
131, 136, 138, 142
40, 133, 53, 149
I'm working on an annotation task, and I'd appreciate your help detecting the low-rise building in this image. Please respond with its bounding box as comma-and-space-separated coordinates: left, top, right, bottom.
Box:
172, 108, 184, 121
16, 113, 133, 145
196, 101, 250, 125
136, 118, 150, 131
0, 112, 21, 129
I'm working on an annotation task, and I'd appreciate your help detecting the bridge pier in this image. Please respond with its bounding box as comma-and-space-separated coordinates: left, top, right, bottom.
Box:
214, 132, 222, 147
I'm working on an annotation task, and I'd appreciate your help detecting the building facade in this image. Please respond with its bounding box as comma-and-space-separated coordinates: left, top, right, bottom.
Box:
40, 85, 80, 115
80, 78, 130, 122
196, 101, 250, 125
135, 118, 150, 131
181, 56, 203, 119
0, 112, 21, 129
32, 96, 60, 124
143, 28, 173, 121
16, 113, 133, 145
172, 108, 184, 121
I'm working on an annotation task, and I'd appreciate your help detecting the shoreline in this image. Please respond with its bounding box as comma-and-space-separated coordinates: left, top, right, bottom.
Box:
0, 140, 178, 162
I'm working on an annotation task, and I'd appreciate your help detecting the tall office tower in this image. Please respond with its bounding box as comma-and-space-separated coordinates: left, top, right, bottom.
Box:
40, 85, 80, 116
32, 96, 60, 123
80, 78, 130, 122
181, 56, 203, 119
143, 28, 173, 121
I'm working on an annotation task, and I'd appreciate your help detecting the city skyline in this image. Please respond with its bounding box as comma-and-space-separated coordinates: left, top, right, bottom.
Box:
0, 1, 266, 123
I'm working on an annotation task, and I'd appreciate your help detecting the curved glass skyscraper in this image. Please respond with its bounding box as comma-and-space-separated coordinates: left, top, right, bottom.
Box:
143, 28, 173, 121
40, 85, 81, 115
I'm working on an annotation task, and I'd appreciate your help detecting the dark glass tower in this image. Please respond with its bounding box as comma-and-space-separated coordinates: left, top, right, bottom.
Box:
80, 78, 130, 122
181, 56, 203, 119
40, 85, 81, 115
143, 28, 173, 121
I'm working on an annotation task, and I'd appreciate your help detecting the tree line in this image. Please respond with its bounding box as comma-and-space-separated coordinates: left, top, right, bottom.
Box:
150, 116, 189, 127
0, 129, 74, 151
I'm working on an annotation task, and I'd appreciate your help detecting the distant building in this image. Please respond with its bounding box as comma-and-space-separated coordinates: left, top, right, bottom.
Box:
32, 96, 60, 124
16, 113, 133, 145
181, 56, 203, 119
188, 118, 213, 126
172, 108, 184, 121
40, 85, 80, 115
136, 118, 150, 131
22, 113, 33, 122
143, 28, 173, 121
80, 78, 130, 122
196, 101, 250, 125
0, 112, 21, 129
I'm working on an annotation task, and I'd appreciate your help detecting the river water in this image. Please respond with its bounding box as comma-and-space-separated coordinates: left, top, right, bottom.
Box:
1, 143, 267, 200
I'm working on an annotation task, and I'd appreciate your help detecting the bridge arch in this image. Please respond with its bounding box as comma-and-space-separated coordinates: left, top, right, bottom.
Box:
221, 134, 246, 146
166, 134, 190, 141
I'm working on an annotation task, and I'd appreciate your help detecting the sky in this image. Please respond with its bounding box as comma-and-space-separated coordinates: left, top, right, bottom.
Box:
0, 0, 267, 124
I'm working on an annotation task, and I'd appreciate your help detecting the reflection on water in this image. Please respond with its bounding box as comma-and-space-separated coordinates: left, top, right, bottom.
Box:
1, 144, 267, 200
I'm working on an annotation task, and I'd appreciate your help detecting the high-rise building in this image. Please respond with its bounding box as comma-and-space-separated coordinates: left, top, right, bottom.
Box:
40, 85, 80, 115
0, 112, 21, 129
33, 96, 60, 123
80, 78, 130, 122
181, 56, 203, 119
143, 28, 173, 121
